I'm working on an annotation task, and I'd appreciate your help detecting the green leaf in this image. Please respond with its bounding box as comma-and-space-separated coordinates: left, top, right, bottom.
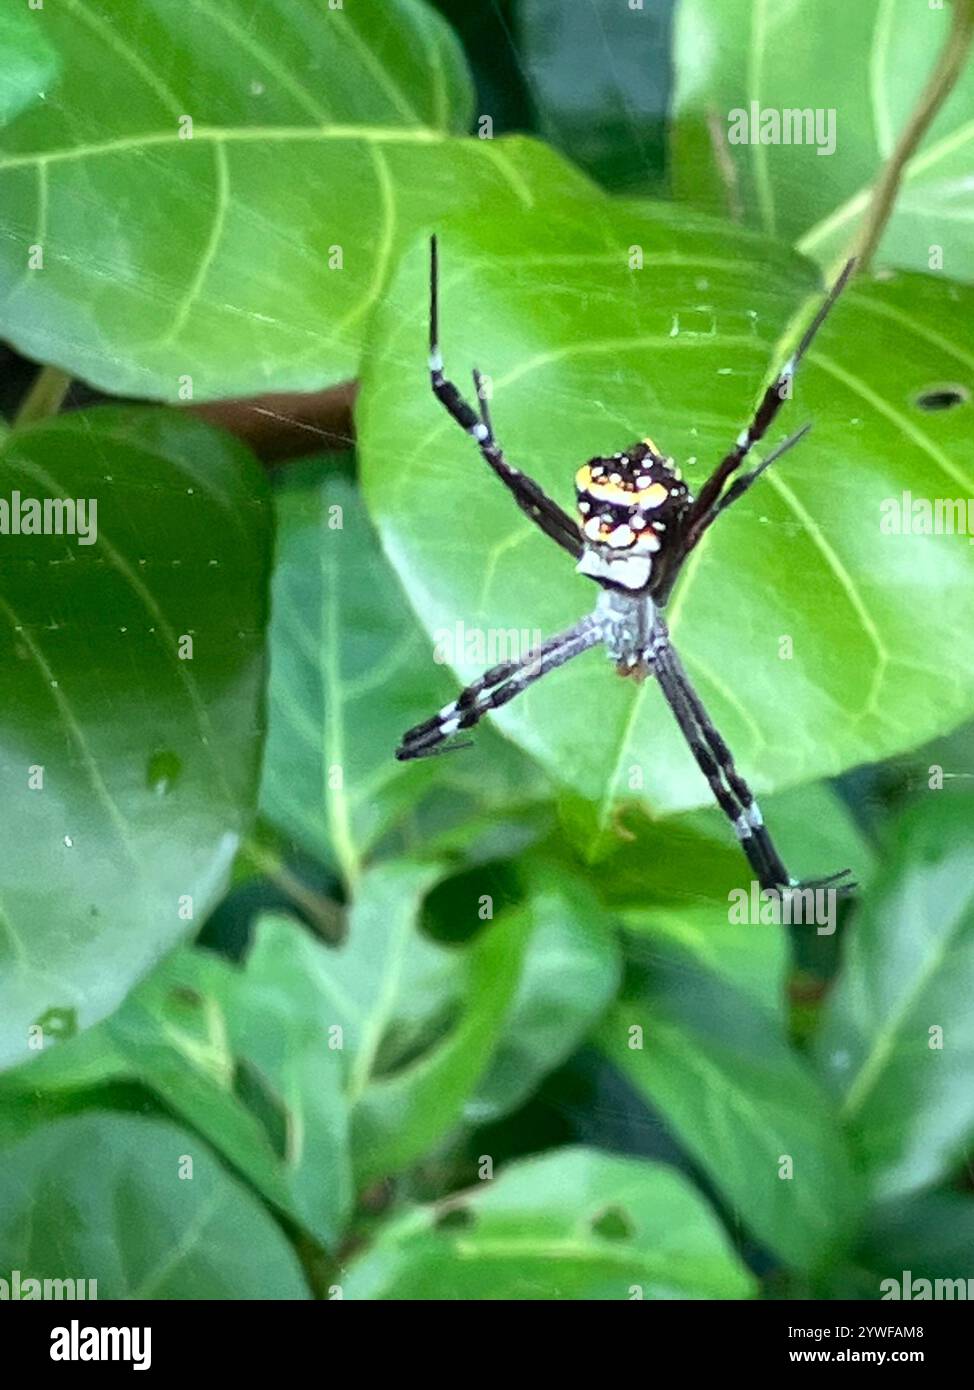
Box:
465, 865, 621, 1125
0, 1112, 309, 1298
599, 949, 860, 1272
560, 779, 873, 899
261, 463, 446, 886
0, 0, 591, 398
258, 859, 527, 1185
817, 797, 974, 1201
518, 0, 670, 192
220, 924, 354, 1242
4, 858, 614, 1225
261, 461, 549, 888
0, 5, 59, 126
671, 0, 974, 278
858, 1192, 974, 1286
590, 780, 875, 1019
344, 1145, 756, 1299
359, 203, 974, 817
0, 407, 269, 1073
0, 937, 352, 1251
621, 903, 788, 1020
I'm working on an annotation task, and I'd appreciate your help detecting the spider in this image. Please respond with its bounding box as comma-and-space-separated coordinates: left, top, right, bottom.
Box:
396, 237, 857, 895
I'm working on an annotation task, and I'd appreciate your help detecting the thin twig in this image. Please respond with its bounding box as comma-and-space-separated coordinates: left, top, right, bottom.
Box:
852, 0, 974, 274
14, 365, 72, 428
706, 105, 744, 224
243, 840, 346, 944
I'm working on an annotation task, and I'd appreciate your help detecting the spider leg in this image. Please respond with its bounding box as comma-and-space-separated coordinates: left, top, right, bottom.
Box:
397, 615, 602, 760
651, 625, 854, 894
428, 236, 583, 560
684, 257, 856, 543
472, 367, 493, 435
651, 644, 782, 889
690, 424, 812, 539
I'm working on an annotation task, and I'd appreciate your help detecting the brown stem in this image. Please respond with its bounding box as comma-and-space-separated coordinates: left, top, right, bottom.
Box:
188, 380, 358, 466
853, 0, 974, 273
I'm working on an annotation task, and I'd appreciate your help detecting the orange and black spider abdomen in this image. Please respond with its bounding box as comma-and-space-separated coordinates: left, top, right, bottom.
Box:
574, 439, 691, 553
573, 439, 692, 593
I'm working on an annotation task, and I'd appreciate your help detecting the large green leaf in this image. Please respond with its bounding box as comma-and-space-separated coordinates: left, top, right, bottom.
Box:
0, 1112, 309, 1298
258, 859, 527, 1185
671, 0, 974, 278
343, 1146, 756, 1299
518, 0, 671, 192
858, 1192, 974, 1287
0, 939, 352, 1251
559, 777, 874, 896
3, 856, 616, 1220
260, 460, 550, 888
817, 797, 974, 1201
589, 780, 874, 1019
464, 864, 621, 1125
599, 947, 860, 1272
621, 903, 789, 1019
0, 407, 269, 1073
0, 0, 592, 398
359, 202, 974, 819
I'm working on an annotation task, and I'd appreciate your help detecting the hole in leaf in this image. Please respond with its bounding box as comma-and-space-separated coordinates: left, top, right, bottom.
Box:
914, 384, 969, 412
591, 1205, 635, 1241
434, 1204, 475, 1232
33, 1006, 78, 1043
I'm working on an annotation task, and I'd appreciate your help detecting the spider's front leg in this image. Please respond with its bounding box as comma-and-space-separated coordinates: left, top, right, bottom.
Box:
427, 236, 583, 560
397, 616, 602, 760
680, 257, 856, 555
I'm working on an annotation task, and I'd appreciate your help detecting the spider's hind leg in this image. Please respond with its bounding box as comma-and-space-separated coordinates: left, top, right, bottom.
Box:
651, 629, 855, 896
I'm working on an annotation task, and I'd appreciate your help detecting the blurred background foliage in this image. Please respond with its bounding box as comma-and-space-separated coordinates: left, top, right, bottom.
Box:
0, 0, 972, 1300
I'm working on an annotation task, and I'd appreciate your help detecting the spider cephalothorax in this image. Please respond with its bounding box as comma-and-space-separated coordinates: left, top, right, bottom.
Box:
574, 439, 691, 592
398, 236, 857, 899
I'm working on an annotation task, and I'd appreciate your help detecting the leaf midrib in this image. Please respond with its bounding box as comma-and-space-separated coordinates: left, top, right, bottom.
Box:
840, 885, 974, 1120
0, 123, 451, 173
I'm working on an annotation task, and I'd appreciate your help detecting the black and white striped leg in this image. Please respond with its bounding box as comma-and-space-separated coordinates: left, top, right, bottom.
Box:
428, 236, 583, 560
652, 647, 782, 889
397, 616, 602, 761
472, 367, 493, 435
695, 423, 812, 535
685, 257, 856, 544
652, 632, 854, 893
656, 642, 792, 887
